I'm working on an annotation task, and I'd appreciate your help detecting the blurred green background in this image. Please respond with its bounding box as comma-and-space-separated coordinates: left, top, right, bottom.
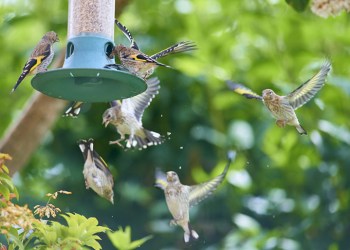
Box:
1, 0, 350, 249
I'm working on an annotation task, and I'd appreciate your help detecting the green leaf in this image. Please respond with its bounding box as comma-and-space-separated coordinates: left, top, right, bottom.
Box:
128, 235, 153, 249
107, 226, 153, 250
0, 183, 10, 200
285, 0, 309, 12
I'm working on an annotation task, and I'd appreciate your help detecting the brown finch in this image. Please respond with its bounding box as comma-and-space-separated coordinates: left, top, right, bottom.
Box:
111, 19, 196, 79
227, 60, 331, 135
155, 151, 236, 243
78, 138, 114, 204
12, 31, 59, 92
102, 77, 166, 149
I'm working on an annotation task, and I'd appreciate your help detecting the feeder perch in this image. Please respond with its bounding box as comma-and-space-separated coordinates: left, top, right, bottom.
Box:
31, 0, 146, 102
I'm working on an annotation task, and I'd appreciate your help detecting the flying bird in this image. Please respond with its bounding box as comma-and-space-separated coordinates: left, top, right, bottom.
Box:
12, 31, 59, 93
227, 60, 331, 135
111, 19, 196, 79
155, 151, 236, 243
78, 138, 114, 204
102, 77, 167, 149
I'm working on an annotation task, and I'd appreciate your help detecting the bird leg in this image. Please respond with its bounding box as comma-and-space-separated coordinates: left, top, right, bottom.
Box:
169, 219, 177, 227
109, 139, 124, 148
109, 134, 125, 148
276, 120, 287, 128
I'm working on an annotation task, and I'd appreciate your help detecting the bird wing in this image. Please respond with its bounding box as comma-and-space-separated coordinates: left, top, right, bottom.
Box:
92, 150, 114, 187
11, 44, 51, 92
287, 60, 331, 110
115, 19, 139, 50
121, 77, 160, 121
154, 168, 168, 190
150, 41, 197, 60
189, 151, 236, 207
128, 53, 171, 68
226, 80, 263, 100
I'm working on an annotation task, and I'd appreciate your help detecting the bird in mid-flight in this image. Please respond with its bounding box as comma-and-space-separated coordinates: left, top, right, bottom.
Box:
155, 151, 236, 243
227, 60, 331, 135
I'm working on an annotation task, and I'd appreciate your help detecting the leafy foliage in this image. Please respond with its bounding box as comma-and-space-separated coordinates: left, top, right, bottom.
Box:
0, 153, 18, 202
33, 213, 108, 250
107, 226, 153, 250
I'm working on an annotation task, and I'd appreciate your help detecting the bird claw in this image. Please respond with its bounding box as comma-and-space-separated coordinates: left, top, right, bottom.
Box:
169, 220, 177, 227
109, 140, 124, 148
276, 120, 286, 128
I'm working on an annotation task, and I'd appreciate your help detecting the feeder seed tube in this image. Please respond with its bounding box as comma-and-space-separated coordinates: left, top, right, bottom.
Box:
67, 0, 115, 40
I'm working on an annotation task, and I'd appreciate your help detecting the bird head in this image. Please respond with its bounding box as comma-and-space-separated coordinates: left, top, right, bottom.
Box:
45, 31, 59, 43
111, 44, 129, 58
166, 171, 180, 184
262, 89, 275, 100
102, 107, 119, 127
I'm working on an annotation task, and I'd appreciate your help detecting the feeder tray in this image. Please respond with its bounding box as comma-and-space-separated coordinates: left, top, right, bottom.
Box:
31, 68, 146, 102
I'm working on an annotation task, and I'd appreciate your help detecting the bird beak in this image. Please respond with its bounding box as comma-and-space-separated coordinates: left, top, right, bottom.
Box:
102, 119, 110, 127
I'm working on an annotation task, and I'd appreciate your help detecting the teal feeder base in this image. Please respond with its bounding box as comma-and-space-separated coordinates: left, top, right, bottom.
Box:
31, 68, 146, 102
31, 35, 146, 102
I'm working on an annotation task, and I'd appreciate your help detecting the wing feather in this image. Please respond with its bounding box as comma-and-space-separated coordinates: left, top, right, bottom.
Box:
115, 19, 139, 50
189, 151, 236, 207
150, 41, 197, 60
226, 80, 262, 100
121, 77, 160, 121
287, 60, 331, 110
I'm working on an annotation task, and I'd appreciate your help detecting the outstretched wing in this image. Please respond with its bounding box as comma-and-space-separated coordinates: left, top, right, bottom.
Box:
122, 77, 160, 121
115, 19, 139, 50
226, 80, 262, 100
287, 60, 331, 110
151, 41, 197, 60
154, 168, 168, 190
189, 151, 236, 207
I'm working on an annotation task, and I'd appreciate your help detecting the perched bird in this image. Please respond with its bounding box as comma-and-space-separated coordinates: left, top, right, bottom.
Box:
12, 31, 59, 93
155, 151, 236, 243
102, 77, 166, 149
77, 138, 114, 204
111, 19, 196, 79
227, 60, 331, 135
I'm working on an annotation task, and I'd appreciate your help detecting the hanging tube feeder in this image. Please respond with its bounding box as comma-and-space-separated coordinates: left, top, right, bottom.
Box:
31, 0, 146, 102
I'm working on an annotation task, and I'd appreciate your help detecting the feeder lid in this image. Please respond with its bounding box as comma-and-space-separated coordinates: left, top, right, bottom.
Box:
31, 68, 146, 102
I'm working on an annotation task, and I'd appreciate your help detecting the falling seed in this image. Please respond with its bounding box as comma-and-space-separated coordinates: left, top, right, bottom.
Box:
179, 166, 182, 169
180, 146, 183, 149
161, 114, 163, 117
70, 72, 74, 77
97, 72, 100, 77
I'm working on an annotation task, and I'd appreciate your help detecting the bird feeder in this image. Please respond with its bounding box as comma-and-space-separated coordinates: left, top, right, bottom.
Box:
31, 0, 146, 102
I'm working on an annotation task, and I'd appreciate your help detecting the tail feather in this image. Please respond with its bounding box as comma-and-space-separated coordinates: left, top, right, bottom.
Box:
12, 60, 36, 93
296, 124, 307, 135
126, 129, 166, 150
184, 223, 199, 243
